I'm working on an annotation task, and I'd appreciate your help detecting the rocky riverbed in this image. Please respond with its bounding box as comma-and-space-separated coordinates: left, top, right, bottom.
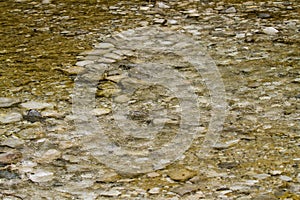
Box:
0, 0, 299, 199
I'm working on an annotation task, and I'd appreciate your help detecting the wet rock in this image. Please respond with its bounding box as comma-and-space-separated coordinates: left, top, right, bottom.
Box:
0, 97, 20, 108
23, 109, 43, 123
262, 27, 279, 35
0, 150, 22, 165
0, 112, 22, 124
28, 170, 54, 183
20, 101, 54, 110
167, 167, 197, 182
171, 184, 200, 196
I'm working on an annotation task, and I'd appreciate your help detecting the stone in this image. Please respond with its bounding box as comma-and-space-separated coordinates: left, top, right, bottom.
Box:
99, 189, 121, 197
62, 66, 85, 75
147, 172, 160, 178
0, 112, 22, 124
171, 184, 200, 196
225, 7, 236, 13
148, 187, 160, 194
91, 108, 111, 116
28, 170, 54, 183
1, 137, 25, 148
20, 101, 54, 110
0, 150, 22, 164
0, 97, 20, 108
279, 175, 292, 181
18, 127, 45, 140
94, 43, 115, 49
167, 167, 197, 182
76, 60, 94, 67
262, 27, 279, 35
158, 2, 170, 9
23, 109, 43, 123
37, 149, 62, 163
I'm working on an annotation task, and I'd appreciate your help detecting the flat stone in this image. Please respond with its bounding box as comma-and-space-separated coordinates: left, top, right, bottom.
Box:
279, 175, 292, 181
262, 27, 279, 35
0, 112, 22, 124
225, 7, 236, 13
99, 189, 121, 197
148, 187, 160, 194
20, 101, 54, 110
94, 43, 115, 49
76, 60, 94, 67
62, 66, 85, 75
0, 150, 22, 164
0, 97, 21, 108
37, 149, 62, 163
1, 137, 25, 148
171, 184, 200, 196
91, 108, 111, 116
167, 167, 197, 182
28, 170, 54, 183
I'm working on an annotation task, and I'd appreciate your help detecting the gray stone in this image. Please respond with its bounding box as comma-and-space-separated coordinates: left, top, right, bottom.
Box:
99, 189, 121, 197
0, 97, 20, 108
0, 112, 22, 124
262, 27, 279, 35
148, 187, 160, 194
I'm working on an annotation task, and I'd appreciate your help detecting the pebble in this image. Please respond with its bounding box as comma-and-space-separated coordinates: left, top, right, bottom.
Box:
148, 187, 161, 194
76, 60, 94, 67
0, 112, 22, 124
20, 101, 54, 110
225, 7, 237, 13
279, 175, 292, 181
91, 108, 111, 116
158, 2, 170, 9
1, 137, 25, 148
62, 66, 85, 75
28, 170, 54, 183
0, 97, 20, 108
99, 189, 121, 197
23, 109, 43, 123
262, 27, 279, 35
147, 172, 160, 178
167, 167, 197, 182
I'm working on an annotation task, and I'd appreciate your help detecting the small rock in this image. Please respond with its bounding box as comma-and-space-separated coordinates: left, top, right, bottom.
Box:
167, 167, 197, 182
262, 27, 279, 35
148, 187, 160, 194
0, 150, 22, 164
41, 110, 64, 119
0, 97, 20, 108
37, 149, 61, 163
158, 2, 170, 9
62, 66, 85, 75
147, 172, 160, 178
257, 13, 271, 18
225, 7, 236, 13
1, 137, 25, 148
171, 184, 200, 196
213, 139, 240, 150
100, 189, 121, 197
91, 108, 111, 116
28, 170, 54, 183
94, 43, 115, 49
269, 170, 282, 175
0, 112, 22, 124
76, 60, 94, 67
168, 19, 178, 25
0, 169, 19, 179
18, 127, 45, 140
279, 175, 292, 182
20, 101, 54, 110
253, 173, 271, 180
23, 109, 43, 123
